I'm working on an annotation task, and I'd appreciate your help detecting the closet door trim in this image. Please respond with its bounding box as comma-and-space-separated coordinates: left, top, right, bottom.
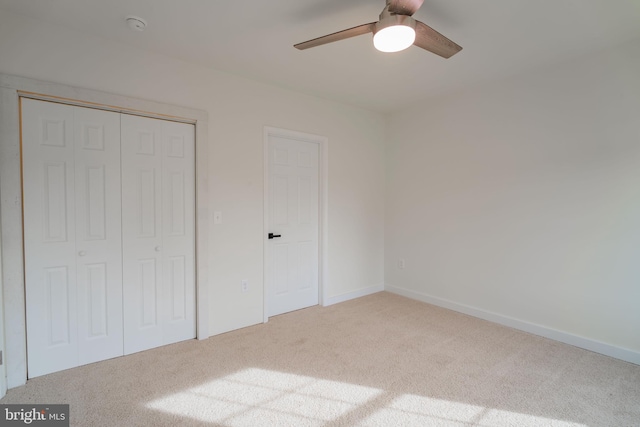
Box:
0, 73, 209, 389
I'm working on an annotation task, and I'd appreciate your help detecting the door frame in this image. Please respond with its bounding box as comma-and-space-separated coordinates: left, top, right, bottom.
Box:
263, 126, 328, 322
0, 73, 210, 389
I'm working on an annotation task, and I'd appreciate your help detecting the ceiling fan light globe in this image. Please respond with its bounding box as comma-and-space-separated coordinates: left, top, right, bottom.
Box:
373, 25, 416, 52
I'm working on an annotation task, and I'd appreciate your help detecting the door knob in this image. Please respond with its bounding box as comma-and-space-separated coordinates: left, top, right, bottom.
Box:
268, 233, 281, 239
155, 246, 161, 252
78, 250, 87, 257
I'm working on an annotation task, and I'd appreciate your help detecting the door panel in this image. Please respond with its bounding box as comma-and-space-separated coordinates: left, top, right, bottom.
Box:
122, 115, 164, 354
42, 162, 69, 242
23, 100, 123, 377
121, 115, 195, 354
23, 99, 78, 377
73, 105, 123, 366
162, 120, 195, 345
84, 165, 107, 240
45, 266, 72, 346
138, 169, 159, 237
85, 263, 108, 337
168, 256, 186, 321
267, 135, 319, 316
140, 258, 159, 327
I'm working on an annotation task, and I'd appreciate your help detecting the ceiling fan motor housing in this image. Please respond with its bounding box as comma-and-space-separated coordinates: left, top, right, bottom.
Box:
374, 12, 416, 35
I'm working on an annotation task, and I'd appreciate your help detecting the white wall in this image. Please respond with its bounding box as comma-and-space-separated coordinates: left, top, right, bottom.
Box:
0, 10, 385, 339
386, 38, 640, 358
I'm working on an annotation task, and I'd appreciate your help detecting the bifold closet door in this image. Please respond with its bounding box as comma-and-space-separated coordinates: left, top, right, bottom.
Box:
121, 114, 196, 355
22, 99, 123, 378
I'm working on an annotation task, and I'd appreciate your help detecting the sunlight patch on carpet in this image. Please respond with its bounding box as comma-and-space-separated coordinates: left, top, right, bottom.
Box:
147, 368, 587, 426
356, 394, 587, 427
146, 368, 383, 426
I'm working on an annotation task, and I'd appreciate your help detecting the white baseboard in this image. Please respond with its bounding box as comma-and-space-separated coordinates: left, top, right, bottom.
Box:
324, 284, 384, 307
385, 284, 640, 366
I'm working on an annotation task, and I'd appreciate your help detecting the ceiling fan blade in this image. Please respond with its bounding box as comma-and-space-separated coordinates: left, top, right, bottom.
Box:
387, 0, 424, 16
294, 22, 376, 50
413, 20, 462, 58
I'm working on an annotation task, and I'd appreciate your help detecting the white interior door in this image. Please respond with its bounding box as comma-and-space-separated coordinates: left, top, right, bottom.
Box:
22, 99, 123, 378
73, 106, 124, 366
161, 120, 196, 345
267, 135, 319, 317
121, 114, 195, 354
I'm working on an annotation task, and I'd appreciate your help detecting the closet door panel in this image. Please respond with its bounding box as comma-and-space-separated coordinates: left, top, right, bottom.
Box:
23, 99, 79, 377
121, 115, 196, 354
23, 100, 125, 377
121, 114, 164, 354
162, 121, 196, 345
22, 99, 78, 377
73, 106, 124, 364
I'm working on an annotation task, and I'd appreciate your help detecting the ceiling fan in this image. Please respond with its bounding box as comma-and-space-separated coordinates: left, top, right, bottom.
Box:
294, 0, 462, 58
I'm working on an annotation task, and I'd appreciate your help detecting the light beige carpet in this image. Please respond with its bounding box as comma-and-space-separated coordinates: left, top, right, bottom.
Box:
2, 292, 639, 426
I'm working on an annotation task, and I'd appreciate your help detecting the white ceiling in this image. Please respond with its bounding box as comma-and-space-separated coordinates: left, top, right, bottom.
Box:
1, 0, 640, 113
